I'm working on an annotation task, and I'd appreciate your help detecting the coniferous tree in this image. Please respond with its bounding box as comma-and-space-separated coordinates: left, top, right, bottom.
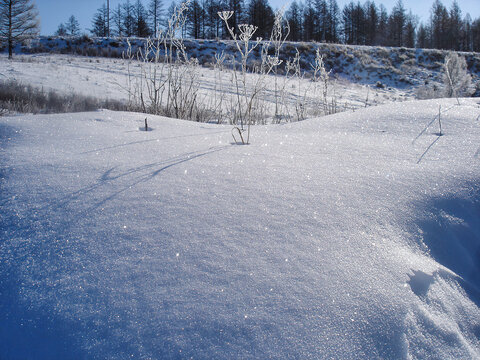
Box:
76, 0, 480, 51
134, 0, 151, 37
123, 0, 136, 36
314, 0, 328, 42
187, 0, 203, 38
353, 2, 366, 44
66, 15, 81, 36
303, 0, 316, 41
200, 0, 207, 38
112, 4, 124, 36
149, 0, 164, 37
472, 18, 480, 52
388, 0, 406, 46
286, 0, 302, 41
55, 23, 67, 36
364, 1, 378, 45
91, 4, 109, 37
416, 23, 429, 48
430, 0, 449, 49
166, 1, 177, 21
204, 0, 221, 38
247, 0, 274, 39
448, 0, 462, 50
204, 0, 215, 38
0, 0, 39, 58
342, 2, 365, 45
404, 11, 417, 48
342, 2, 354, 44
327, 0, 339, 42
375, 4, 388, 45
106, 0, 110, 36
462, 13, 472, 51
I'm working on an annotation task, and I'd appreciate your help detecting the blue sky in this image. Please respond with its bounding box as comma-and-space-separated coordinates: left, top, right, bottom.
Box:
35, 0, 480, 35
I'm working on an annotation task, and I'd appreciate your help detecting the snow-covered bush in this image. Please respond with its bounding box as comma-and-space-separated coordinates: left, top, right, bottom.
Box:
443, 52, 474, 100
419, 52, 475, 101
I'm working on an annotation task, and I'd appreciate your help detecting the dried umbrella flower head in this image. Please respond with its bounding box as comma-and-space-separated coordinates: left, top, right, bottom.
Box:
217, 11, 233, 22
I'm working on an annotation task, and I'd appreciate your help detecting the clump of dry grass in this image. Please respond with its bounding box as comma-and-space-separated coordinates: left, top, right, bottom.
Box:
0, 79, 126, 115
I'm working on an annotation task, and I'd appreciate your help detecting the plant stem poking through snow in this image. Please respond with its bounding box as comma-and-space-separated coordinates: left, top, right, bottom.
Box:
231, 126, 245, 144
263, 7, 290, 121
218, 10, 264, 144
438, 105, 442, 136
312, 49, 333, 116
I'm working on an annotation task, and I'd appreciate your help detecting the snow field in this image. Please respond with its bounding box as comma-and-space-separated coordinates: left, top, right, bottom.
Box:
0, 53, 410, 122
1, 95, 480, 358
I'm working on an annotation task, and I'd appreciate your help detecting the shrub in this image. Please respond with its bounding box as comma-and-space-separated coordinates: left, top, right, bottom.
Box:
416, 81, 443, 100
403, 58, 416, 67
0, 79, 126, 114
443, 52, 474, 100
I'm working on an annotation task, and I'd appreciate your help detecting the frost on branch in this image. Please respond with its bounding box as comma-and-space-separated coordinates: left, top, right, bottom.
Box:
443, 52, 474, 100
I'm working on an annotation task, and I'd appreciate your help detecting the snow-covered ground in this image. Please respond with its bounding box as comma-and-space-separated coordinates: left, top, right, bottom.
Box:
0, 54, 132, 102
1, 93, 480, 358
0, 53, 412, 120
14, 37, 480, 91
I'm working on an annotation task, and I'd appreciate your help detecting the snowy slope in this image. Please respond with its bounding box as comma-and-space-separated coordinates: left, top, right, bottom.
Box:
1, 99, 480, 359
0, 53, 408, 117
13, 37, 480, 92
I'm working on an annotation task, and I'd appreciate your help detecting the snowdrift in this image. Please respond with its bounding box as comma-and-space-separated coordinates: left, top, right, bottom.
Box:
1, 98, 479, 359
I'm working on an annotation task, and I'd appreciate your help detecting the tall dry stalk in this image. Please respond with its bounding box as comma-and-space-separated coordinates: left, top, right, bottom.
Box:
121, 1, 203, 121
262, 7, 290, 121
218, 10, 264, 143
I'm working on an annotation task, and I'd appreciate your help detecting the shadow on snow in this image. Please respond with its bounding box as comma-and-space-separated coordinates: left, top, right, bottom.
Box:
413, 182, 480, 307
0, 127, 229, 357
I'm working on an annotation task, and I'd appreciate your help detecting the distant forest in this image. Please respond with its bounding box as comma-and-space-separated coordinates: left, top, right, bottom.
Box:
72, 0, 480, 52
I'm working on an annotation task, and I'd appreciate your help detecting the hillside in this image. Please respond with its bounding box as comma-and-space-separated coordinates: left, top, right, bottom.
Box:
12, 36, 480, 94
1, 98, 479, 358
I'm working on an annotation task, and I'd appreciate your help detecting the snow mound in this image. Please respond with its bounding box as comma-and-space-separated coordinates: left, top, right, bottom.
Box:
1, 99, 480, 359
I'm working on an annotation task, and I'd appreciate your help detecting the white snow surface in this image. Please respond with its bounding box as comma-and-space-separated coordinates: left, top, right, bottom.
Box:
0, 53, 411, 117
1, 98, 480, 359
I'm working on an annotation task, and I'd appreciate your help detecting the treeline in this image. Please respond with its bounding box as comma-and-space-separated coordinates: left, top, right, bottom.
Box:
74, 0, 480, 52
287, 0, 480, 51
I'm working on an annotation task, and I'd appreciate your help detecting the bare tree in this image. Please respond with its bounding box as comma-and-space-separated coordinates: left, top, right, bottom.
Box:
0, 0, 39, 59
